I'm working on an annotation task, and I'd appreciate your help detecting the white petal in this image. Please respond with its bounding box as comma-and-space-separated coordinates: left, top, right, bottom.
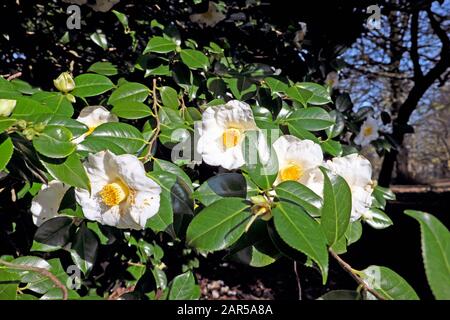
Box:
125, 191, 161, 229
350, 186, 373, 221
83, 150, 112, 192
31, 181, 69, 226
76, 106, 118, 128
325, 154, 372, 188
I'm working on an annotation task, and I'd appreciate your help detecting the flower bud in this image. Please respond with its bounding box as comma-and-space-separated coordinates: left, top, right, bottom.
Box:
33, 123, 46, 133
16, 120, 27, 130
0, 99, 17, 117
53, 72, 75, 93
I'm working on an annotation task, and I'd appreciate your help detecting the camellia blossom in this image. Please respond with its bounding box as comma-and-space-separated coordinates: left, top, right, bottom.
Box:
75, 150, 161, 230
197, 100, 266, 170
324, 153, 374, 221
0, 99, 17, 117
190, 2, 226, 28
30, 181, 70, 226
272, 135, 324, 195
53, 72, 75, 93
73, 106, 118, 144
354, 116, 379, 147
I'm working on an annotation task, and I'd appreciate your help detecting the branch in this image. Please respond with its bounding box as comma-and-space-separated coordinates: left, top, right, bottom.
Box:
293, 261, 302, 300
410, 11, 423, 79
143, 78, 161, 162
0, 258, 68, 300
329, 250, 386, 300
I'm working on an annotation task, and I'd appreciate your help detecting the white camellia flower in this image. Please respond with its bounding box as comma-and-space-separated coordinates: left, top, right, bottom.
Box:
354, 116, 379, 147
30, 181, 70, 226
75, 150, 161, 230
272, 135, 324, 195
190, 2, 226, 27
0, 99, 17, 117
197, 100, 267, 170
325, 153, 374, 221
73, 106, 118, 144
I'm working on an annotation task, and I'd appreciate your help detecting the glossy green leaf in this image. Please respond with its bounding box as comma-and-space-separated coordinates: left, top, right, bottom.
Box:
107, 82, 149, 105
286, 107, 334, 131
80, 122, 146, 155
250, 247, 277, 267
111, 101, 152, 119
72, 74, 114, 98
345, 220, 362, 246
194, 173, 247, 206
297, 82, 332, 105
152, 158, 192, 193
144, 36, 177, 54
265, 77, 289, 94
41, 153, 90, 190
318, 290, 361, 300
90, 31, 108, 50
275, 180, 322, 217
33, 126, 76, 158
87, 61, 118, 76
405, 210, 450, 299
34, 217, 74, 251
11, 97, 52, 120
70, 223, 99, 275
168, 271, 200, 300
320, 167, 352, 246
321, 139, 343, 157
273, 201, 328, 283
180, 49, 209, 70
0, 135, 13, 171
365, 208, 393, 229
160, 86, 179, 109
31, 92, 74, 116
285, 86, 313, 107
0, 118, 16, 132
186, 198, 251, 252
32, 114, 88, 138
361, 265, 419, 300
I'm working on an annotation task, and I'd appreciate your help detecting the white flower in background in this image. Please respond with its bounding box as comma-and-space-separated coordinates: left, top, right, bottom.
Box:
0, 99, 17, 117
197, 100, 266, 170
190, 2, 226, 28
325, 153, 374, 221
30, 181, 70, 226
73, 106, 118, 144
293, 22, 307, 48
354, 116, 379, 146
75, 151, 161, 230
272, 135, 324, 195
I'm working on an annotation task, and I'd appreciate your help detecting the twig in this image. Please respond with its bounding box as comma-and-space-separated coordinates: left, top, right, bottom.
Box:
6, 72, 22, 81
143, 78, 161, 162
329, 249, 386, 300
293, 261, 302, 300
0, 258, 68, 300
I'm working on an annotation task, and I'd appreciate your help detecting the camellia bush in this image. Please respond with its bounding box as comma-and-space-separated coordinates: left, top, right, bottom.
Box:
0, 20, 449, 300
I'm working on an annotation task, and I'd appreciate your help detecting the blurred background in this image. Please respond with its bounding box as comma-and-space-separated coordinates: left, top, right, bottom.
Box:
0, 0, 448, 299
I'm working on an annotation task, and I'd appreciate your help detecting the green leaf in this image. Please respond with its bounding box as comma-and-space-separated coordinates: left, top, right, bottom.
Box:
275, 181, 322, 217
34, 217, 74, 251
273, 201, 328, 283
405, 210, 450, 299
12, 256, 51, 283
364, 208, 393, 229
31, 92, 74, 117
320, 167, 352, 246
265, 77, 289, 95
318, 290, 361, 300
285, 86, 313, 107
80, 122, 146, 155
297, 82, 332, 105
242, 131, 278, 190
90, 31, 108, 50
40, 288, 80, 300
250, 247, 277, 267
0, 135, 13, 171
0, 271, 20, 299
41, 153, 90, 190
361, 266, 419, 300
152, 158, 192, 193
144, 36, 177, 54
160, 86, 179, 109
111, 101, 152, 119
72, 74, 114, 98
107, 82, 149, 105
33, 126, 76, 158
32, 114, 88, 138
325, 110, 345, 139
11, 97, 52, 120
70, 223, 99, 275
168, 271, 200, 300
0, 118, 17, 132
321, 139, 343, 157
180, 49, 209, 70
87, 61, 118, 76
286, 107, 334, 131
345, 221, 362, 246
287, 124, 320, 143
186, 198, 251, 252
194, 173, 246, 206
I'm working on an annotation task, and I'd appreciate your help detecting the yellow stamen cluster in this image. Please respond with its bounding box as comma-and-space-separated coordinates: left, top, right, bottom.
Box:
363, 126, 373, 137
100, 180, 129, 207
279, 163, 303, 182
222, 128, 241, 149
